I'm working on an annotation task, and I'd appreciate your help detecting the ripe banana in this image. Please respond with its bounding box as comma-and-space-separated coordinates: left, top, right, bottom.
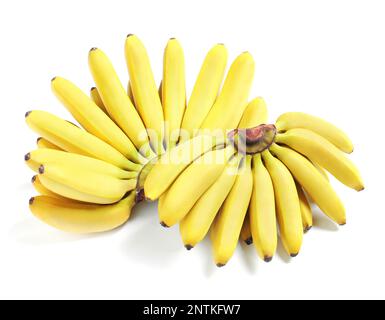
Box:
144, 134, 220, 200
162, 38, 186, 149
200, 52, 255, 131
25, 149, 138, 179
88, 47, 154, 159
180, 44, 228, 140
37, 137, 63, 151
240, 213, 252, 245
249, 153, 277, 262
179, 154, 241, 249
90, 87, 108, 114
211, 155, 253, 267
238, 97, 268, 129
52, 76, 145, 164
296, 182, 313, 232
25, 110, 140, 171
29, 191, 136, 233
270, 143, 346, 225
125, 34, 165, 154
262, 150, 303, 257
158, 145, 236, 227
276, 128, 364, 191
275, 112, 354, 153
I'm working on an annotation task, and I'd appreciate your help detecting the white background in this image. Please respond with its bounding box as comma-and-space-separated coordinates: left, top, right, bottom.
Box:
0, 0, 384, 300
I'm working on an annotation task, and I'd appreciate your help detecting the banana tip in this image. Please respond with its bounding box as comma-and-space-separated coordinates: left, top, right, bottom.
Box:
24, 153, 31, 161
290, 253, 299, 258
160, 221, 169, 228
304, 226, 313, 233
38, 165, 44, 174
216, 263, 226, 268
244, 238, 253, 245
339, 221, 347, 226
29, 197, 35, 205
31, 175, 37, 183
51, 76, 57, 82
89, 47, 98, 52
185, 245, 193, 251
126, 33, 134, 38
264, 256, 273, 263
25, 111, 32, 118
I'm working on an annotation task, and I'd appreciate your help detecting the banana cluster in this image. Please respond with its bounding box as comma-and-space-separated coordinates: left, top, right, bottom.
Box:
24, 35, 364, 267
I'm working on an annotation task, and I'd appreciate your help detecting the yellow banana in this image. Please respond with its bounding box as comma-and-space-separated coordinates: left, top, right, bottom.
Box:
144, 134, 219, 200
25, 110, 140, 171
88, 48, 154, 159
180, 44, 228, 140
275, 112, 353, 153
276, 128, 364, 191
240, 213, 252, 245
200, 52, 255, 131
296, 182, 313, 232
90, 87, 108, 113
37, 137, 63, 151
158, 145, 236, 227
162, 38, 186, 149
29, 192, 136, 234
179, 154, 241, 249
25, 149, 138, 179
51, 77, 145, 164
249, 153, 277, 262
125, 35, 164, 154
38, 162, 136, 204
211, 156, 253, 267
270, 143, 346, 225
262, 150, 303, 257
238, 97, 268, 129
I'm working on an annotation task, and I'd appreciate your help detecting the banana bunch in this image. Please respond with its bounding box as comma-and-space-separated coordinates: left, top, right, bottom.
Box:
24, 35, 364, 268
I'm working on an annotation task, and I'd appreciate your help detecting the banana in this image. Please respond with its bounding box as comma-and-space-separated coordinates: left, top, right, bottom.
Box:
179, 154, 241, 249
158, 145, 236, 227
144, 134, 220, 200
88, 48, 155, 159
262, 150, 303, 257
125, 35, 165, 154
38, 162, 136, 204
296, 182, 313, 232
275, 112, 354, 153
162, 38, 186, 149
180, 44, 228, 140
29, 191, 136, 233
52, 77, 146, 164
276, 128, 364, 191
200, 52, 255, 131
238, 97, 268, 129
270, 143, 346, 225
240, 213, 252, 245
90, 87, 108, 113
25, 110, 140, 171
249, 153, 277, 262
37, 137, 63, 150
211, 156, 253, 267
25, 149, 138, 179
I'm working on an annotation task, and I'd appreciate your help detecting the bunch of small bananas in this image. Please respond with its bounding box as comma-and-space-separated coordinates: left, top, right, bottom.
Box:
24, 35, 364, 266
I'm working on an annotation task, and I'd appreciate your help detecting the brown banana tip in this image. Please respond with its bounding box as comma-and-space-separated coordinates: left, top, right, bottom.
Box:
264, 256, 273, 263
38, 165, 45, 174
29, 197, 35, 205
91, 87, 96, 91
185, 245, 193, 251
89, 47, 98, 52
51, 76, 57, 82
290, 253, 299, 258
31, 175, 37, 183
24, 153, 31, 161
304, 226, 313, 233
216, 263, 226, 268
358, 186, 365, 192
169, 37, 176, 40
160, 221, 169, 228
339, 222, 347, 226
36, 137, 42, 143
126, 33, 134, 38
25, 111, 32, 118
245, 238, 253, 245
218, 43, 225, 46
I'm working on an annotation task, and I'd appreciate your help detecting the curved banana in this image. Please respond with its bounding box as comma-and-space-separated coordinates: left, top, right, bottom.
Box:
179, 154, 241, 249
162, 38, 186, 149
276, 128, 364, 191
180, 44, 228, 140
211, 156, 253, 267
201, 52, 255, 131
25, 110, 140, 171
249, 153, 277, 262
37, 137, 63, 151
25, 149, 138, 179
270, 143, 346, 225
158, 145, 236, 227
238, 97, 268, 129
125, 35, 164, 154
262, 150, 303, 257
29, 192, 136, 234
275, 112, 353, 153
88, 48, 154, 159
38, 162, 136, 204
296, 182, 313, 232
144, 134, 219, 200
90, 87, 108, 113
240, 213, 252, 245
51, 76, 145, 164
